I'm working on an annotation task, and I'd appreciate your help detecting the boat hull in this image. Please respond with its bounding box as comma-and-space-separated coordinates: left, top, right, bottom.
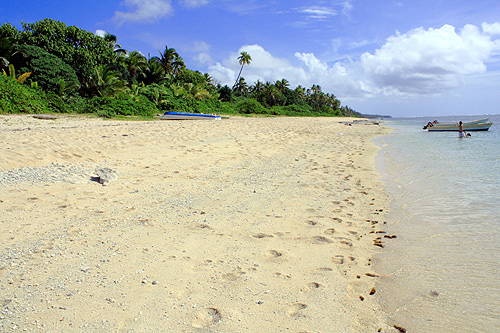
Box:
427, 122, 492, 131
161, 112, 221, 120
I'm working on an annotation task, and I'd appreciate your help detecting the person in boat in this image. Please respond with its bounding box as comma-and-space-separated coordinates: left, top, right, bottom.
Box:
423, 121, 433, 129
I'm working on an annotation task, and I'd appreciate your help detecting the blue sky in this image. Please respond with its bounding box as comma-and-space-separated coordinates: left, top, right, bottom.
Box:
2, 0, 500, 117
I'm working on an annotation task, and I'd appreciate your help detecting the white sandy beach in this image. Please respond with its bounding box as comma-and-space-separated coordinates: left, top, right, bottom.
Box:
0, 114, 394, 332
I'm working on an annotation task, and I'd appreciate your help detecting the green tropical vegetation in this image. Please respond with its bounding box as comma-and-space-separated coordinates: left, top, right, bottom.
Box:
0, 18, 362, 118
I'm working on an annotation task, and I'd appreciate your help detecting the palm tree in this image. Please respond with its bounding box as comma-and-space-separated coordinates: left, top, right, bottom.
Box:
233, 77, 249, 95
103, 33, 127, 56
184, 83, 211, 100
294, 85, 306, 103
203, 73, 214, 86
250, 79, 264, 94
0, 35, 13, 71
153, 46, 185, 77
125, 51, 148, 84
87, 65, 126, 98
263, 81, 279, 107
140, 55, 167, 85
232, 51, 251, 90
275, 78, 290, 93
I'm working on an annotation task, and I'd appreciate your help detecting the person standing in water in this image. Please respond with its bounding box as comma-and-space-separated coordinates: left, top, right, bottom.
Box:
458, 121, 466, 138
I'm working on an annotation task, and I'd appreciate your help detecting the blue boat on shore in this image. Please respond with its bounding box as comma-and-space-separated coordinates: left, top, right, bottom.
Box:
161, 111, 221, 120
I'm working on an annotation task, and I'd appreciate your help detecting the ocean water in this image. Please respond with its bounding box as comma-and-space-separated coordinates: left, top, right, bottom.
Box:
373, 114, 500, 332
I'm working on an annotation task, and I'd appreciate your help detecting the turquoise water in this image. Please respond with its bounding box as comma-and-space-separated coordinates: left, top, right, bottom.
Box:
374, 115, 500, 332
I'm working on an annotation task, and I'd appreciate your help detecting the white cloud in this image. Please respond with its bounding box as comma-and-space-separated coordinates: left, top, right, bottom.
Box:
194, 53, 213, 65
208, 62, 237, 86
340, 1, 353, 17
294, 52, 328, 72
184, 40, 211, 53
181, 40, 212, 65
482, 22, 500, 35
209, 44, 309, 87
113, 0, 173, 24
95, 29, 106, 38
359, 24, 500, 95
299, 6, 337, 19
208, 44, 362, 96
347, 39, 377, 50
293, 53, 367, 97
180, 0, 210, 8
208, 24, 500, 101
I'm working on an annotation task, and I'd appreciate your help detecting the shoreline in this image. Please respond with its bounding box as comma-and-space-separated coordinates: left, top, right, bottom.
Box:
0, 114, 393, 331
372, 117, 500, 332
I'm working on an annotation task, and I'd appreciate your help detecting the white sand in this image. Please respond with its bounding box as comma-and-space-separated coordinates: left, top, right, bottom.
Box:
0, 114, 393, 332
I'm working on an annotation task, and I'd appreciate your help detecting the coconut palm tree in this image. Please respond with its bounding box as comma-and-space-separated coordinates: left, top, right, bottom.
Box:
263, 81, 279, 107
0, 23, 19, 71
124, 51, 148, 84
232, 51, 251, 90
203, 73, 214, 85
233, 77, 249, 95
0, 36, 13, 71
153, 46, 185, 77
140, 56, 167, 85
250, 79, 264, 94
103, 33, 127, 56
275, 78, 290, 93
184, 83, 211, 100
294, 85, 306, 102
87, 65, 126, 98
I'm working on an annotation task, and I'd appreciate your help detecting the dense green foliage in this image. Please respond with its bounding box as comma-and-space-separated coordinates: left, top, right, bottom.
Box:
83, 96, 158, 118
18, 19, 114, 92
0, 74, 50, 113
0, 18, 362, 118
236, 98, 268, 114
12, 44, 80, 94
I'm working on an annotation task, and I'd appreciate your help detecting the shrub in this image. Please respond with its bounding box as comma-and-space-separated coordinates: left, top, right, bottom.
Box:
218, 85, 233, 102
83, 96, 158, 118
269, 105, 310, 116
285, 104, 312, 114
219, 102, 237, 114
45, 92, 68, 113
64, 96, 89, 114
236, 98, 267, 114
0, 74, 50, 113
12, 44, 80, 94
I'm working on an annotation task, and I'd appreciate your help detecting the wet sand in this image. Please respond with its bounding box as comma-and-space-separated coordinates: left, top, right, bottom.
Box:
0, 114, 393, 332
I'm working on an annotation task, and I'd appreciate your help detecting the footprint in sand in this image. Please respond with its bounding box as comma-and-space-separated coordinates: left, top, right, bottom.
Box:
302, 282, 322, 292
323, 228, 336, 235
273, 272, 291, 279
336, 237, 353, 247
305, 220, 319, 226
253, 233, 273, 239
265, 250, 283, 259
287, 303, 308, 317
195, 223, 213, 230
331, 255, 345, 264
311, 267, 333, 273
191, 307, 221, 328
221, 269, 245, 282
311, 236, 334, 244
339, 240, 353, 247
